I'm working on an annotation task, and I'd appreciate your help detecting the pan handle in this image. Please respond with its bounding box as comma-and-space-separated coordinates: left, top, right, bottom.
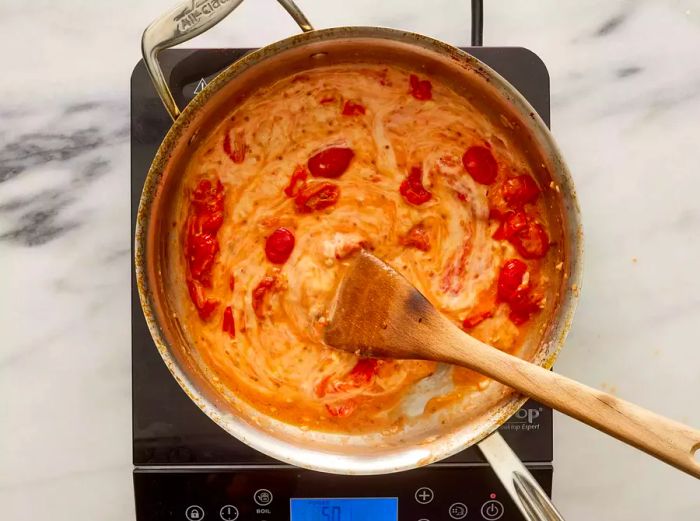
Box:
478, 432, 566, 521
141, 0, 313, 121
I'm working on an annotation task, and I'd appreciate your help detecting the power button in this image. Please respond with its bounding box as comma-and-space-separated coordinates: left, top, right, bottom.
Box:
481, 499, 504, 520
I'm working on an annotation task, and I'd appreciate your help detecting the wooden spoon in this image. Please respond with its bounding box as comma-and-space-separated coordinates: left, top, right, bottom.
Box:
324, 251, 700, 478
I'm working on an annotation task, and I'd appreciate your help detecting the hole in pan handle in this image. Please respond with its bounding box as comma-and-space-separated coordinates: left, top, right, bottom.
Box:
141, 0, 314, 121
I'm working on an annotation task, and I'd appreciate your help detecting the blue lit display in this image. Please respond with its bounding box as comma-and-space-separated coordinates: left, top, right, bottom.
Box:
290, 497, 398, 521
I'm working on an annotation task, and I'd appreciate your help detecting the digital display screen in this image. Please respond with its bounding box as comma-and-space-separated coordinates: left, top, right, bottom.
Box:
290, 498, 398, 521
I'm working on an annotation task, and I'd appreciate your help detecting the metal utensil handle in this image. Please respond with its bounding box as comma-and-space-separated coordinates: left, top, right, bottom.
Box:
141, 0, 313, 120
478, 432, 566, 521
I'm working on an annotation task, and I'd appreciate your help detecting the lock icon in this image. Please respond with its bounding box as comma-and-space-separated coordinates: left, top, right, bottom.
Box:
185, 505, 205, 520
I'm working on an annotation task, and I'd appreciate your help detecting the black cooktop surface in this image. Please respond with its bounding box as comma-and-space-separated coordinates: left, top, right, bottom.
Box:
131, 47, 553, 468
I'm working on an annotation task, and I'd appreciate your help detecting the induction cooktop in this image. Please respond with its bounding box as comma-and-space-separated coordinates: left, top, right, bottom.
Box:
131, 47, 554, 521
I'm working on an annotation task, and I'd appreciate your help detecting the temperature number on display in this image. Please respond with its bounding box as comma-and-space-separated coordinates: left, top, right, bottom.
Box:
290, 498, 398, 521
321, 505, 341, 521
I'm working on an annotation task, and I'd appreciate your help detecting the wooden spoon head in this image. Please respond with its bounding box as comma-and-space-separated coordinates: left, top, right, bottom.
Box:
324, 250, 449, 360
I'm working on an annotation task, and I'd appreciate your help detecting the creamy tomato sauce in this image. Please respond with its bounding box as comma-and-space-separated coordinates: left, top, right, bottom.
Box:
172, 64, 561, 433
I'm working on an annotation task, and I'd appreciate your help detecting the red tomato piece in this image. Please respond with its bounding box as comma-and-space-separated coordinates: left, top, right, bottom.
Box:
491, 210, 549, 259
222, 306, 235, 337
185, 178, 225, 319
348, 358, 379, 385
400, 166, 432, 206
186, 233, 219, 282
308, 147, 354, 178
508, 291, 542, 325
186, 280, 219, 320
194, 210, 224, 235
509, 310, 531, 325
489, 207, 504, 221
223, 130, 246, 163
295, 181, 340, 213
462, 146, 498, 185
265, 227, 295, 264
252, 276, 278, 318
511, 221, 550, 259
342, 100, 366, 116
497, 259, 528, 303
492, 210, 528, 240
409, 74, 432, 101
197, 299, 218, 320
399, 223, 431, 251
497, 259, 543, 325
284, 166, 308, 197
462, 310, 494, 330
502, 175, 540, 207
326, 401, 357, 417
191, 179, 224, 214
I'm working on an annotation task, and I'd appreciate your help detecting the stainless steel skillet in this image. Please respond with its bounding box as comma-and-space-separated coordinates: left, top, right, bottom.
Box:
135, 0, 582, 476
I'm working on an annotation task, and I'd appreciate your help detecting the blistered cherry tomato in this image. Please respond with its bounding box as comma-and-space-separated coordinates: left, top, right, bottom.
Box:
186, 179, 224, 286
462, 146, 498, 185
511, 221, 550, 259
187, 280, 219, 320
507, 291, 542, 325
409, 74, 432, 101
342, 100, 366, 116
265, 227, 295, 264
399, 223, 431, 251
308, 147, 354, 178
186, 233, 219, 281
193, 210, 223, 235
462, 310, 494, 330
185, 178, 225, 319
284, 166, 308, 197
223, 130, 245, 163
222, 306, 235, 337
497, 259, 528, 302
502, 175, 540, 207
400, 166, 432, 205
492, 211, 528, 240
295, 181, 340, 213
497, 259, 543, 325
191, 179, 224, 212
492, 210, 550, 260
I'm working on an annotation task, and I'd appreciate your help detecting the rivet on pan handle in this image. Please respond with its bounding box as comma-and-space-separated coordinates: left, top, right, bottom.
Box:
478, 432, 566, 521
141, 0, 314, 121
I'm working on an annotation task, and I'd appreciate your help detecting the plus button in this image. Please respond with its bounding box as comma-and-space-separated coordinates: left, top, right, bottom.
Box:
415, 487, 434, 504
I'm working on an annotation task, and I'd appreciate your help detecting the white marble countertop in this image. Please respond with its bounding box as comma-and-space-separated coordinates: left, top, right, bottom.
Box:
1, 0, 699, 519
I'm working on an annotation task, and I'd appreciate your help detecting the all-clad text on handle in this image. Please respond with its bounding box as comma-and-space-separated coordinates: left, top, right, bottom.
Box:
141, 0, 313, 120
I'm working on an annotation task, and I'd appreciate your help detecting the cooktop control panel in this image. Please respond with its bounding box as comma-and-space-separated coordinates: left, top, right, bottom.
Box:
134, 466, 552, 520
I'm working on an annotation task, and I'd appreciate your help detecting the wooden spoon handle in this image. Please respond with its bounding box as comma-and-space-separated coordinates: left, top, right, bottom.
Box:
440, 328, 700, 478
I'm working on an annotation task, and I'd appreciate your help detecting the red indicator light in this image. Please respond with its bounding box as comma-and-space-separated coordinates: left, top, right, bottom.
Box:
490, 493, 496, 499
